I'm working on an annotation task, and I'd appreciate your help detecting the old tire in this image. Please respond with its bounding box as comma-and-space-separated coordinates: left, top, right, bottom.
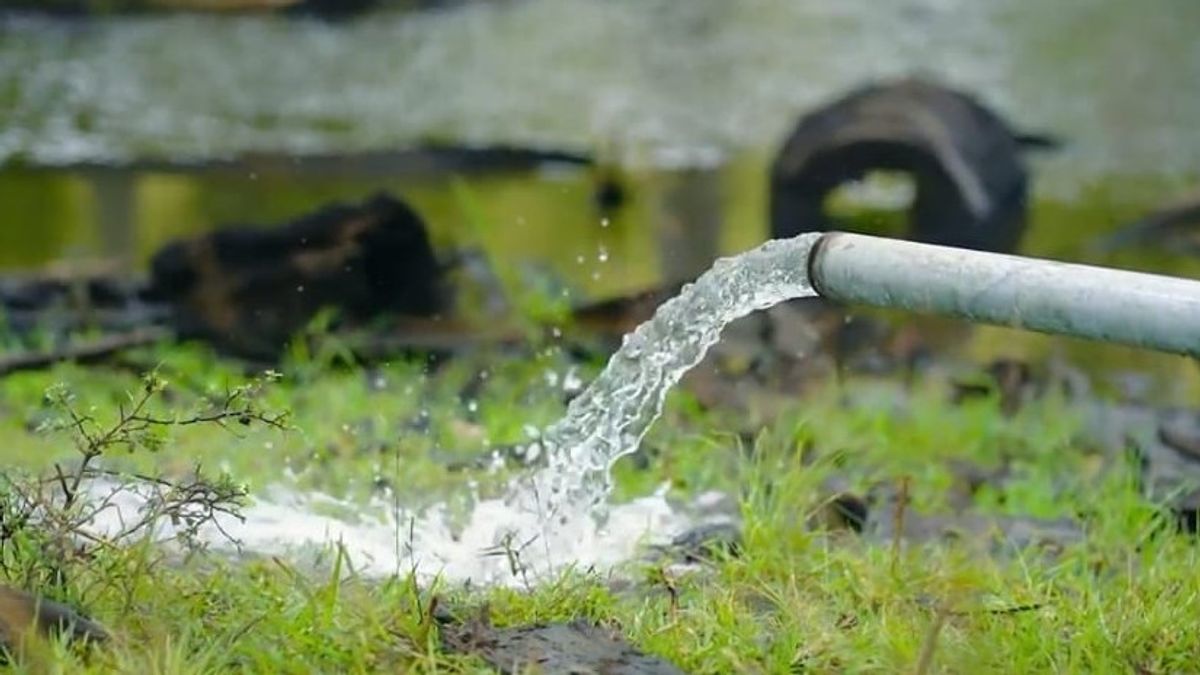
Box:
769, 77, 1030, 253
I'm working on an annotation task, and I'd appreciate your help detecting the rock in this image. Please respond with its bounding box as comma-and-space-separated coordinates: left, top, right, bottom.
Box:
770, 77, 1038, 253
865, 506, 1083, 556
440, 614, 685, 675
951, 358, 1038, 416
808, 480, 1083, 555
807, 490, 869, 533
665, 521, 742, 563
149, 192, 446, 359
942, 458, 1014, 511
950, 358, 1089, 416
1144, 411, 1200, 528
1078, 403, 1200, 530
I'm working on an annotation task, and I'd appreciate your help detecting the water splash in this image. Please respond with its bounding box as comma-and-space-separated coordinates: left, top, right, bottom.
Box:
87, 235, 821, 585
513, 234, 820, 529
88, 476, 696, 584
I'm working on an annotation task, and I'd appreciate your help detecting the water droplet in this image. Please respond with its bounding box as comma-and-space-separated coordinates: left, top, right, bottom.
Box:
562, 367, 583, 393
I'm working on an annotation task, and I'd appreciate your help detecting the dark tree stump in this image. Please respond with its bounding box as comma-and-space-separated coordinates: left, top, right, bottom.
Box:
770, 77, 1033, 253
149, 192, 446, 359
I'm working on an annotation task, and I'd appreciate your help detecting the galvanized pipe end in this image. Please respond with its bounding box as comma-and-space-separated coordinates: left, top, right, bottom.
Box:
806, 232, 1200, 358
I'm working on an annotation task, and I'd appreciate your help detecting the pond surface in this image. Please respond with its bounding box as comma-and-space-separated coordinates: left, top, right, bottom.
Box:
1, 0, 1199, 393
3, 0, 1199, 178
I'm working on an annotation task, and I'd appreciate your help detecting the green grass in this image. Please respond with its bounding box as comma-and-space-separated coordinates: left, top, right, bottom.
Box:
0, 338, 1198, 673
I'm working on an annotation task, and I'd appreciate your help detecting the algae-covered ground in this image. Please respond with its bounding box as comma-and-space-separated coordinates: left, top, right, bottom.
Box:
1, 324, 1197, 674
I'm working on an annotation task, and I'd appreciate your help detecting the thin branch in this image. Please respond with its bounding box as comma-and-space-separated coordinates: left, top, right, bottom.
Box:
128, 409, 289, 430
0, 372, 283, 589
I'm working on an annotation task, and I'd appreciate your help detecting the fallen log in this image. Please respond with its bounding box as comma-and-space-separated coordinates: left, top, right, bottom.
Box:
148, 192, 448, 359
770, 77, 1043, 253
1094, 188, 1200, 254
0, 179, 620, 373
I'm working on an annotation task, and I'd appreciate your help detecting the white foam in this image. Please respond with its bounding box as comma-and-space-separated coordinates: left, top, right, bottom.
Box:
84, 478, 694, 586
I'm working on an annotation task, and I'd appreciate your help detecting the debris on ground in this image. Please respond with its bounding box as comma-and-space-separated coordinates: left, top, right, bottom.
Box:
439, 611, 685, 675
808, 479, 1084, 556
659, 521, 743, 564
0, 586, 109, 658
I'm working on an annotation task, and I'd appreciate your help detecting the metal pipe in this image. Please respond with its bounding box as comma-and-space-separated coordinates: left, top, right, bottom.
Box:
807, 232, 1200, 358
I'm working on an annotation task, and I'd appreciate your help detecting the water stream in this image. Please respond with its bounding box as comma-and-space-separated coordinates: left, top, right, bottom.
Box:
514, 234, 820, 548
90, 234, 822, 585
